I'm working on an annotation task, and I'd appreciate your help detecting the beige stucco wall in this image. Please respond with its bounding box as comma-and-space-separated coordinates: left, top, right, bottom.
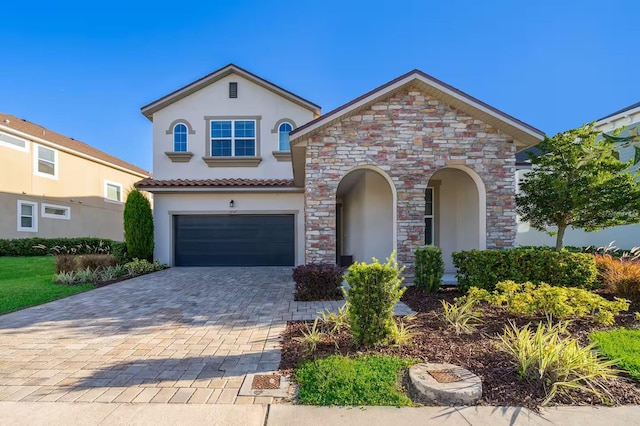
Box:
430, 168, 480, 272
0, 136, 148, 241
151, 73, 316, 180
152, 191, 305, 266
341, 171, 394, 263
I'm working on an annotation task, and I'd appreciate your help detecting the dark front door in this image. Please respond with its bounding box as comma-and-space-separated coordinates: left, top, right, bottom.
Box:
174, 214, 295, 266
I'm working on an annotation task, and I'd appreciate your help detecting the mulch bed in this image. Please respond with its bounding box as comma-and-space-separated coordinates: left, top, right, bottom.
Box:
279, 287, 640, 409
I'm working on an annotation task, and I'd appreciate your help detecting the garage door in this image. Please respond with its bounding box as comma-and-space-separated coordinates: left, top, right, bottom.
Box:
174, 214, 295, 266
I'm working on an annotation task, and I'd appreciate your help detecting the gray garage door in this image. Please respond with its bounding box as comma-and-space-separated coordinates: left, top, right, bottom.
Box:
174, 214, 295, 266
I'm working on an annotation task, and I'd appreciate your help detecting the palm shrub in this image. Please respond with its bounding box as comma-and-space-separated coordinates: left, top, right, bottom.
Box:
344, 252, 405, 346
414, 246, 444, 291
123, 188, 154, 261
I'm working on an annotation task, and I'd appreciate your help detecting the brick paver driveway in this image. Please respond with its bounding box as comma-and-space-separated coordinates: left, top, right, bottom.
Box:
0, 267, 351, 405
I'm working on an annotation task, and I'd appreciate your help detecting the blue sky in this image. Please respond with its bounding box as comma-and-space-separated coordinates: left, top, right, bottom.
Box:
1, 0, 638, 171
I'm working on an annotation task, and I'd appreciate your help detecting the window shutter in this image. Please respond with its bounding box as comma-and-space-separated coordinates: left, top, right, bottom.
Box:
229, 82, 238, 98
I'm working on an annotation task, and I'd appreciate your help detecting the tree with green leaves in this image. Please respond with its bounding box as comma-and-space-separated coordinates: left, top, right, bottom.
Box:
516, 123, 640, 251
123, 188, 154, 261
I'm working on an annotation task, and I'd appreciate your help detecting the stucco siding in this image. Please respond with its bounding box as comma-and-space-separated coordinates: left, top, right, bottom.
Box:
431, 168, 480, 272
153, 192, 305, 266
0, 136, 148, 241
152, 74, 315, 180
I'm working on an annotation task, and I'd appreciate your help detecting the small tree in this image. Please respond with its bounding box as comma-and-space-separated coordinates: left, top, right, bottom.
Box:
123, 188, 154, 261
517, 123, 640, 251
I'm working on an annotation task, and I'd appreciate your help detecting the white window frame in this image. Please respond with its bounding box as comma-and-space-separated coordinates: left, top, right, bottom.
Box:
173, 122, 188, 152
210, 119, 257, 157
41, 203, 71, 220
0, 131, 29, 152
278, 122, 293, 151
17, 200, 38, 232
424, 187, 435, 245
104, 181, 123, 203
33, 144, 58, 179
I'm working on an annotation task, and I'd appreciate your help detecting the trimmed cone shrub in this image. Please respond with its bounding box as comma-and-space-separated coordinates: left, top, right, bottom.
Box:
123, 188, 154, 261
292, 263, 345, 301
345, 252, 405, 346
414, 246, 444, 291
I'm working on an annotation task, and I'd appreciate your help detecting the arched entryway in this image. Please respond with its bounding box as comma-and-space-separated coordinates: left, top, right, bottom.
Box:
336, 166, 396, 265
427, 165, 486, 272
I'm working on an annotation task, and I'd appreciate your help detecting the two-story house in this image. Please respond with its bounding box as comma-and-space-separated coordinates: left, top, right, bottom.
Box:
0, 113, 151, 241
137, 64, 544, 272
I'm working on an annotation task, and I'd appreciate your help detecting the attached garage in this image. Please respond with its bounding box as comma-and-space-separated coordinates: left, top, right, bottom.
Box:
173, 214, 295, 266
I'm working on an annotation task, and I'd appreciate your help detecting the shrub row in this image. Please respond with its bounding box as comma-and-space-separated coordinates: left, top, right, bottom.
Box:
54, 259, 167, 285
467, 280, 629, 325
452, 247, 598, 292
0, 238, 127, 259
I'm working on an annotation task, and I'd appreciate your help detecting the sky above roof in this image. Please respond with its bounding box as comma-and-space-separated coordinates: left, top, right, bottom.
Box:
2, 0, 638, 171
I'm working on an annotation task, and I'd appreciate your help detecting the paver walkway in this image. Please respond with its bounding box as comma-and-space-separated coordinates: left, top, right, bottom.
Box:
0, 267, 413, 405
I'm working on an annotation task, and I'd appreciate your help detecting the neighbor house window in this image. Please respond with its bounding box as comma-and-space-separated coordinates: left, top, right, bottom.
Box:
0, 131, 29, 152
425, 187, 434, 245
34, 144, 57, 178
41, 203, 71, 220
17, 200, 37, 232
278, 122, 293, 151
104, 181, 123, 202
210, 120, 256, 157
173, 123, 188, 152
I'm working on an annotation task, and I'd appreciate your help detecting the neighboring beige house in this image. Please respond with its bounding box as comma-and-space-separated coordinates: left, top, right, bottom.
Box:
0, 113, 151, 241
137, 64, 544, 273
516, 102, 640, 250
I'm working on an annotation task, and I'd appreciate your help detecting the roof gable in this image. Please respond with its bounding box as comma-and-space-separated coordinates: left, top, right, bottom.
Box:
290, 69, 544, 150
141, 64, 321, 120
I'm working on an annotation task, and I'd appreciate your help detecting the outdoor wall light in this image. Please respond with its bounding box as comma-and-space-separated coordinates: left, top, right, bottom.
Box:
229, 199, 235, 208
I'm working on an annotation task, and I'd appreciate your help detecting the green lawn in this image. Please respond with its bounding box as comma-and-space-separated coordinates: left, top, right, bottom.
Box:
295, 355, 415, 406
590, 328, 640, 380
0, 257, 93, 315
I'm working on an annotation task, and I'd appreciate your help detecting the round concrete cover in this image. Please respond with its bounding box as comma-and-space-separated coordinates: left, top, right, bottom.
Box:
409, 362, 482, 405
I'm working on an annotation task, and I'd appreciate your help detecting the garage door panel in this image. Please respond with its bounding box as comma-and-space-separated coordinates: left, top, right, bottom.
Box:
174, 215, 295, 266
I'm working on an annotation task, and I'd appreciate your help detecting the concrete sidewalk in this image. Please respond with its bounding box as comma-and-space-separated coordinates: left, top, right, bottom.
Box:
1, 402, 639, 426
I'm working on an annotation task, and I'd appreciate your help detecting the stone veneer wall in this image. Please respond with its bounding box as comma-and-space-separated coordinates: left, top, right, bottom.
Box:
304, 86, 517, 271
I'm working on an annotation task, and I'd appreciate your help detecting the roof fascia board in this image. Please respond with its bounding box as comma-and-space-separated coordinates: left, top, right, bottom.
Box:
291, 72, 544, 144
141, 65, 320, 120
138, 186, 303, 193
596, 106, 640, 126
0, 124, 150, 179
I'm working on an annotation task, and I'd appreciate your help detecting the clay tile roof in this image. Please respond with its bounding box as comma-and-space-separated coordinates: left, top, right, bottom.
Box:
0, 112, 151, 177
135, 178, 295, 188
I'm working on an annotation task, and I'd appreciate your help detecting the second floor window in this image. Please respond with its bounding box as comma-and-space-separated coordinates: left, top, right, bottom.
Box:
35, 145, 57, 178
173, 123, 188, 152
211, 120, 256, 157
278, 122, 293, 151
